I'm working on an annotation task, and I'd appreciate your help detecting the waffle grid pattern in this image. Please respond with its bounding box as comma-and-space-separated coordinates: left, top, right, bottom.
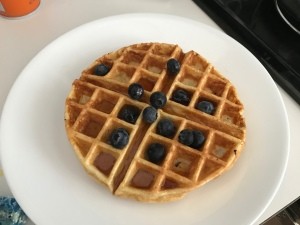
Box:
65, 42, 246, 202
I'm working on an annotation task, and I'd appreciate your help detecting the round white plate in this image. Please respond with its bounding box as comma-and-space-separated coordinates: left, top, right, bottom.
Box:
0, 13, 289, 225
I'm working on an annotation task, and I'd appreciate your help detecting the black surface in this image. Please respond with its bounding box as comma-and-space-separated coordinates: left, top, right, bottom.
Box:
277, 0, 300, 31
260, 196, 300, 224
192, 0, 300, 104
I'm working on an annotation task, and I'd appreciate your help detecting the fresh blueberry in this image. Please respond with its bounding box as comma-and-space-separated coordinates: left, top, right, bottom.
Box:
118, 105, 140, 124
196, 100, 215, 115
156, 118, 176, 138
191, 130, 205, 149
167, 58, 181, 75
172, 89, 190, 105
178, 129, 194, 146
94, 63, 110, 76
150, 91, 167, 109
128, 83, 144, 100
146, 143, 166, 164
109, 128, 129, 149
142, 106, 157, 123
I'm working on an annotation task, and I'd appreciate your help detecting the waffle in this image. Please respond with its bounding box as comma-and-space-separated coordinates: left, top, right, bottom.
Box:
64, 43, 246, 202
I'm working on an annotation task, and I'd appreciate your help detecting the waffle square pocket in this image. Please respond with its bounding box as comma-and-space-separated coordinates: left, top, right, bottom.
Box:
65, 42, 246, 202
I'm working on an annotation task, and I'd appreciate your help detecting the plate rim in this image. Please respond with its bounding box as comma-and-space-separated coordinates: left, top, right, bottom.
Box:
0, 13, 290, 225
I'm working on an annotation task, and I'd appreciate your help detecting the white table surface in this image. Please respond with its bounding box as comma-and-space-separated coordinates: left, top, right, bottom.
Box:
0, 0, 299, 224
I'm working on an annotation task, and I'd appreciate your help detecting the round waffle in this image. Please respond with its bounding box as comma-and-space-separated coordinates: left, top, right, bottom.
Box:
64, 42, 246, 202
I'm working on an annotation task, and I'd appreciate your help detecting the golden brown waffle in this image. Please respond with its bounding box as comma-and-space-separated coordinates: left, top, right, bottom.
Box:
64, 43, 246, 202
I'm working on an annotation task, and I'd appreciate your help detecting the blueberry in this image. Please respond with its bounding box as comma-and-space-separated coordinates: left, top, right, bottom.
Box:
118, 105, 140, 124
191, 130, 205, 149
196, 100, 215, 115
109, 128, 129, 149
146, 143, 166, 164
94, 63, 110, 76
150, 92, 167, 109
156, 119, 176, 138
172, 89, 190, 105
128, 83, 144, 100
142, 106, 157, 123
167, 58, 181, 75
178, 129, 194, 146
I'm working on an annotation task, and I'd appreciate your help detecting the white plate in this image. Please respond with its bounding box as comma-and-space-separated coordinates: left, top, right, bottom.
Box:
0, 13, 289, 225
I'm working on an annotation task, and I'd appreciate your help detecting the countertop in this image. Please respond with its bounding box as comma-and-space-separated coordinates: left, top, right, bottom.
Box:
0, 0, 299, 224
